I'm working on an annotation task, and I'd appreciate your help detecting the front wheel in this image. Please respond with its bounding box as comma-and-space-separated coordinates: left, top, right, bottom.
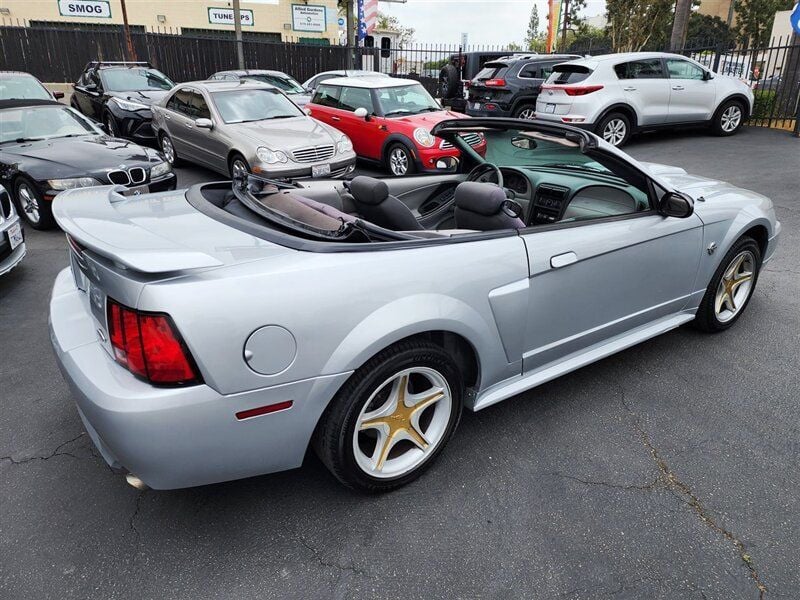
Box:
712, 100, 744, 136
14, 177, 55, 230
229, 153, 251, 179
694, 236, 761, 332
314, 340, 463, 492
104, 112, 120, 137
386, 143, 416, 177
596, 111, 631, 147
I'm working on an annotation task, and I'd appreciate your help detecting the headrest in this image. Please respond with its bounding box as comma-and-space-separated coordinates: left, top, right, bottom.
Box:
454, 181, 508, 216
349, 176, 389, 206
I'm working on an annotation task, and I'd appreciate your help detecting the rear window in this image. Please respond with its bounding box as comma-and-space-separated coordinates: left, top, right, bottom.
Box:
546, 65, 593, 84
475, 63, 508, 80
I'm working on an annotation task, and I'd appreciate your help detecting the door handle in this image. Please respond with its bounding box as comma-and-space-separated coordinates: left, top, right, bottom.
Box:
331, 116, 341, 121
623, 86, 637, 92
550, 251, 577, 268
672, 85, 685, 91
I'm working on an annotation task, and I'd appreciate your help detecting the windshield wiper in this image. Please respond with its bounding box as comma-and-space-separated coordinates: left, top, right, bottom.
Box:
384, 109, 412, 117
3, 136, 46, 144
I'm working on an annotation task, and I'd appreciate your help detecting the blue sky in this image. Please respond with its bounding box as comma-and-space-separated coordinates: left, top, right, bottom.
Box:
379, 0, 607, 47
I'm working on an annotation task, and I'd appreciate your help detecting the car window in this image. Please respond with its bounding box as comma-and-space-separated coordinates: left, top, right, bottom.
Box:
519, 62, 557, 79
0, 74, 52, 100
100, 68, 174, 92
166, 89, 194, 115
312, 84, 341, 108
0, 105, 97, 143
212, 88, 301, 123
338, 86, 374, 113
248, 74, 306, 95
665, 59, 704, 80
375, 83, 440, 117
187, 91, 211, 119
546, 65, 593, 84
475, 63, 508, 80
614, 59, 666, 80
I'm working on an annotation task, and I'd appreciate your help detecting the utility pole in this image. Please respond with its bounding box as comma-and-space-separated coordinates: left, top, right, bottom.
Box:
346, 0, 356, 69
233, 0, 245, 69
560, 0, 570, 49
120, 0, 137, 61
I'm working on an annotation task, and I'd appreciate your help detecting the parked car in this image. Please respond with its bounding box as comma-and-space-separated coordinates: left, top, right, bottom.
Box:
439, 51, 527, 112
534, 52, 754, 147
49, 117, 780, 492
302, 69, 390, 95
0, 71, 64, 101
466, 54, 581, 119
0, 99, 176, 229
753, 75, 781, 92
0, 184, 25, 276
307, 77, 485, 176
70, 61, 175, 143
151, 80, 356, 179
208, 69, 312, 107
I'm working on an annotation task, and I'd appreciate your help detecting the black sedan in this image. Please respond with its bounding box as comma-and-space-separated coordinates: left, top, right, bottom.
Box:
0, 100, 176, 229
70, 61, 175, 144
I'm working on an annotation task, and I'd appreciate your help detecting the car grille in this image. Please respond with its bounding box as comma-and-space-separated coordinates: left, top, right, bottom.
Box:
292, 145, 335, 163
107, 167, 147, 186
440, 132, 483, 149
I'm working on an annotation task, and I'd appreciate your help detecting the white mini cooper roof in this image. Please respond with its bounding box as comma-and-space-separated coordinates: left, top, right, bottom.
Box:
318, 77, 420, 89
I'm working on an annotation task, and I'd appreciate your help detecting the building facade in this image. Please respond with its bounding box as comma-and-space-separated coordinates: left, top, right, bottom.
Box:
0, 0, 340, 43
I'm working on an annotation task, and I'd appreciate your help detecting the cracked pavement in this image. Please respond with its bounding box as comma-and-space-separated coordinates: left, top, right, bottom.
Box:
1, 128, 798, 599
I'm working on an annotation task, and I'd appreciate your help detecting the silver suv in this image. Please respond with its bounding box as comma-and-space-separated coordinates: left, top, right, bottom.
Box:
535, 52, 754, 146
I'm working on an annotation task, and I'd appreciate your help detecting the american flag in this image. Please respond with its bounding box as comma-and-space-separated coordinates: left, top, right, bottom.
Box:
363, 0, 378, 34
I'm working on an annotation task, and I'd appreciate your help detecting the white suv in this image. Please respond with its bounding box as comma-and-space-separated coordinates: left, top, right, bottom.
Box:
534, 52, 754, 146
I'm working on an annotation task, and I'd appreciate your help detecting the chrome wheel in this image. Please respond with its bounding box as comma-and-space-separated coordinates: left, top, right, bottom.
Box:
17, 183, 40, 224
602, 118, 627, 146
161, 135, 175, 164
714, 250, 755, 323
517, 107, 536, 120
231, 157, 249, 179
388, 147, 410, 176
720, 105, 742, 132
353, 367, 453, 479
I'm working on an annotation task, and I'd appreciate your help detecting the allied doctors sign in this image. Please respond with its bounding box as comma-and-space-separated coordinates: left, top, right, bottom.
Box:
292, 4, 326, 32
58, 0, 111, 18
208, 7, 255, 26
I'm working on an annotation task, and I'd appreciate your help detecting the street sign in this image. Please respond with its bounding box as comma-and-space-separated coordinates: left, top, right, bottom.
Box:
208, 7, 254, 26
57, 0, 111, 19
292, 4, 326, 32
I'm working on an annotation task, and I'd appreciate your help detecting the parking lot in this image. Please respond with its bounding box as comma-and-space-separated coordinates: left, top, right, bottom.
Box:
1, 126, 798, 599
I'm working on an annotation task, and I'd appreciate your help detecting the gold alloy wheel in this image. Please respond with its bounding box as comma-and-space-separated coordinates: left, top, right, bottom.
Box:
714, 250, 755, 323
353, 367, 452, 478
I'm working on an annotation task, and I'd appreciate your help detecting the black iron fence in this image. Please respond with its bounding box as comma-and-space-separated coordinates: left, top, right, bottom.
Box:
1, 21, 797, 130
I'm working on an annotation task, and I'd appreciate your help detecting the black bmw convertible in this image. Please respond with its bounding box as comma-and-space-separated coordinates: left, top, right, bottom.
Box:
0, 99, 176, 229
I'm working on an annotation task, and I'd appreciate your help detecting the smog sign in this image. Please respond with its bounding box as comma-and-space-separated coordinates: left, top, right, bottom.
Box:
57, 0, 111, 18
208, 7, 255, 26
292, 4, 326, 32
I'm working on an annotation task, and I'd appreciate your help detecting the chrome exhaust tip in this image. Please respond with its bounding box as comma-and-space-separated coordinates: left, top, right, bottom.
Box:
125, 473, 149, 490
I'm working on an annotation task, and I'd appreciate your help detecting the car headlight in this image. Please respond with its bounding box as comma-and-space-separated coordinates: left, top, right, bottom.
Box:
150, 161, 172, 178
256, 147, 288, 164
413, 128, 436, 148
47, 177, 101, 190
112, 97, 149, 111
336, 135, 353, 154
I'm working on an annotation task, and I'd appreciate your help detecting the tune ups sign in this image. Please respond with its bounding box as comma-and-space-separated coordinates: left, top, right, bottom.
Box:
57, 0, 112, 18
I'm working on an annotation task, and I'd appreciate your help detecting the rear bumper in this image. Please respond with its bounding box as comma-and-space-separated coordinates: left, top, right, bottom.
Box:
49, 268, 352, 489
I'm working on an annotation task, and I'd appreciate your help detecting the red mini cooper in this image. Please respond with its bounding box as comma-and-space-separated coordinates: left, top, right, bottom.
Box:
307, 77, 486, 176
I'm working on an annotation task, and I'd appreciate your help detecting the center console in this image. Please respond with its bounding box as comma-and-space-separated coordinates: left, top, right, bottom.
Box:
529, 184, 569, 225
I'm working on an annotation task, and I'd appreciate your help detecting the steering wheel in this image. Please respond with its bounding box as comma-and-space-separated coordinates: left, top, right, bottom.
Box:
467, 162, 504, 188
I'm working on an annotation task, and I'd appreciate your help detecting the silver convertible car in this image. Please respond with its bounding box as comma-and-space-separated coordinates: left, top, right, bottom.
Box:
49, 119, 780, 492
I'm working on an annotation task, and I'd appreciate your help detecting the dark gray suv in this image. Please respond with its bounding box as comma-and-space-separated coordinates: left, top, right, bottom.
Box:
466, 54, 580, 119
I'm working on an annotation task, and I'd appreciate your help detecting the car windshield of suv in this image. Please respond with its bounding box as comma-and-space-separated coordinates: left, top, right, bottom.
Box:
247, 74, 306, 95
0, 105, 97, 143
212, 88, 303, 123
0, 75, 51, 100
376, 84, 441, 117
101, 68, 174, 92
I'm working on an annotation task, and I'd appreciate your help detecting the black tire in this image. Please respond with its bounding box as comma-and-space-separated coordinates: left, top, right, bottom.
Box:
694, 236, 761, 332
711, 99, 745, 136
159, 132, 182, 167
385, 143, 416, 177
13, 176, 55, 230
513, 104, 537, 120
439, 63, 460, 100
104, 112, 120, 137
595, 111, 631, 147
228, 153, 251, 179
313, 340, 464, 493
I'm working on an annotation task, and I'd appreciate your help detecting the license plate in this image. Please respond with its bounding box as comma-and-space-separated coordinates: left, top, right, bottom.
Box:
121, 184, 149, 197
471, 102, 481, 110
312, 164, 331, 178
7, 222, 22, 250
545, 103, 556, 113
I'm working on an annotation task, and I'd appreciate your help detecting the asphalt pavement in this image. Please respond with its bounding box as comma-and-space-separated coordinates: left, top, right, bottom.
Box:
1, 126, 798, 599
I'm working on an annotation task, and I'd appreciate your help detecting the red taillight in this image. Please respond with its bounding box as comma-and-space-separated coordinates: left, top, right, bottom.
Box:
106, 298, 201, 386
540, 84, 604, 96
485, 78, 506, 87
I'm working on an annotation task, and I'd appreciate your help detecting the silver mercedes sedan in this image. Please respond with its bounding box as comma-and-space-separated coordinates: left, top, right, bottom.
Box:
151, 80, 356, 179
49, 118, 780, 493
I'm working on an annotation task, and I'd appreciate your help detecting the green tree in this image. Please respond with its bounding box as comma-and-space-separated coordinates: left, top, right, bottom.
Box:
524, 4, 541, 50
685, 13, 736, 46
376, 12, 415, 47
606, 0, 673, 52
734, 0, 794, 48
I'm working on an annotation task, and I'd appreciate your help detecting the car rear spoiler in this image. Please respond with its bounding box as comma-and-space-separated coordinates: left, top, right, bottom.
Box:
52, 186, 223, 273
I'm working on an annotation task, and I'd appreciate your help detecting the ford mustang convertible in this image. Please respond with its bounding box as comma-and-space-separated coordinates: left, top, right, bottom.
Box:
49, 118, 780, 492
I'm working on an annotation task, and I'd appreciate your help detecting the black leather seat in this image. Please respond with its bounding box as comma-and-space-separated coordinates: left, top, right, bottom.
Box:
454, 182, 525, 231
349, 176, 424, 231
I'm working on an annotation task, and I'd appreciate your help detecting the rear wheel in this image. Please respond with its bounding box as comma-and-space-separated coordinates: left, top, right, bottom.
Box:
14, 176, 55, 230
712, 100, 744, 136
159, 133, 181, 167
513, 104, 536, 120
386, 143, 415, 177
596, 111, 631, 147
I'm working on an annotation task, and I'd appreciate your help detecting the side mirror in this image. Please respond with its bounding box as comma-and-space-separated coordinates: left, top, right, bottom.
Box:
435, 156, 459, 173
703, 70, 714, 81
354, 107, 369, 120
303, 107, 312, 116
195, 118, 213, 129
52, 91, 65, 100
659, 191, 694, 218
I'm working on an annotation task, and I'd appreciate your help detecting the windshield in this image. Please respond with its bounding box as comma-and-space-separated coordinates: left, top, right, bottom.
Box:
247, 74, 306, 95
376, 84, 441, 117
0, 74, 51, 100
101, 68, 174, 92
212, 89, 303, 123
0, 105, 98, 143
